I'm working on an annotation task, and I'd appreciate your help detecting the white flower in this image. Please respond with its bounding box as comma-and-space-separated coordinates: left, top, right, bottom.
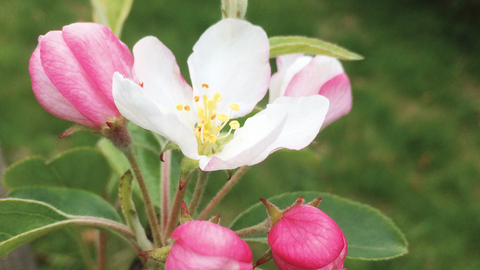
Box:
113, 19, 329, 171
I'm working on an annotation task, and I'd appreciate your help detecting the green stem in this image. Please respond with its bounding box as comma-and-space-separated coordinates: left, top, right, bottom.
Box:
160, 150, 171, 243
72, 228, 95, 270
189, 171, 209, 216
164, 181, 189, 239
107, 120, 162, 247
235, 220, 268, 237
197, 165, 249, 220
123, 146, 162, 247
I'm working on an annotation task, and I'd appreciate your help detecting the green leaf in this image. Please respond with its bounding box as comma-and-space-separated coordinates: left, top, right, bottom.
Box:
8, 187, 121, 222
119, 171, 152, 250
269, 36, 364, 60
2, 147, 111, 195
0, 199, 69, 257
230, 191, 407, 260
90, 0, 135, 37
97, 138, 130, 176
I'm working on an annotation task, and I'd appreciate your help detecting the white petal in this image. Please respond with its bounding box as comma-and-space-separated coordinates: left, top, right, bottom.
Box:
284, 55, 344, 97
199, 105, 288, 171
112, 72, 199, 160
247, 95, 329, 166
132, 36, 196, 125
187, 19, 270, 118
269, 54, 311, 103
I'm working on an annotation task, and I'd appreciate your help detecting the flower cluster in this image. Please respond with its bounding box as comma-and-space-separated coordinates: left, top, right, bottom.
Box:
29, 17, 351, 270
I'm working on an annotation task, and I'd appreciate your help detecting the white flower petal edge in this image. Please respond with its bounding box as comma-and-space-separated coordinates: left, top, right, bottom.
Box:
247, 95, 330, 166
112, 72, 199, 159
188, 18, 271, 119
132, 36, 195, 126
199, 106, 288, 171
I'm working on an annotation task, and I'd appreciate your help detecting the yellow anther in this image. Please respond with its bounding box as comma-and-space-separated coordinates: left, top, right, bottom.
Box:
217, 113, 229, 122
208, 100, 215, 111
211, 112, 217, 120
184, 105, 191, 111
229, 121, 240, 130
216, 125, 222, 132
202, 83, 209, 89
176, 104, 184, 111
197, 106, 204, 118
209, 135, 217, 143
212, 92, 222, 102
229, 103, 240, 111
194, 96, 200, 102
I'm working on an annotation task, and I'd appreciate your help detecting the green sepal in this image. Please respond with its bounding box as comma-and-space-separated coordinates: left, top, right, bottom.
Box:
208, 215, 221, 225
259, 198, 282, 228
253, 248, 272, 269
180, 201, 193, 224
139, 246, 172, 263
179, 157, 199, 190
160, 141, 180, 161
307, 197, 322, 208
59, 124, 99, 138
269, 36, 364, 60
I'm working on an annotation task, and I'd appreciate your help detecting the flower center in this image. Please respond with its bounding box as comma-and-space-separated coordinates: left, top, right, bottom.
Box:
176, 84, 241, 156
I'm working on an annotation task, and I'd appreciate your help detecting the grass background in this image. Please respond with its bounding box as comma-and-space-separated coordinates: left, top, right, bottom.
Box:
1, 0, 479, 269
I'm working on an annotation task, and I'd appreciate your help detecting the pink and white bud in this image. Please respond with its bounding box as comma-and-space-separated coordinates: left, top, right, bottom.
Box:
29, 22, 134, 130
268, 205, 347, 270
165, 220, 253, 270
269, 54, 352, 127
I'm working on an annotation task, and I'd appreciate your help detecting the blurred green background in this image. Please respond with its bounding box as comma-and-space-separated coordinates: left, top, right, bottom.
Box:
1, 0, 479, 269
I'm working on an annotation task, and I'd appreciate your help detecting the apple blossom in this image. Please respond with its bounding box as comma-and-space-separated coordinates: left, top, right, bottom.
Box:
165, 220, 253, 270
29, 22, 134, 130
113, 18, 330, 171
268, 205, 347, 270
269, 54, 352, 127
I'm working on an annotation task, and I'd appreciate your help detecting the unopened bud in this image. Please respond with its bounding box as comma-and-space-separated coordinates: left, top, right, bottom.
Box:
221, 0, 248, 20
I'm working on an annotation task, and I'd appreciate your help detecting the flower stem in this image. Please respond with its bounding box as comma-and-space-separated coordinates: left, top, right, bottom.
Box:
107, 120, 162, 247
189, 171, 209, 216
72, 229, 95, 270
235, 220, 268, 237
164, 181, 189, 239
197, 165, 249, 220
123, 145, 162, 247
160, 150, 171, 240
96, 230, 107, 270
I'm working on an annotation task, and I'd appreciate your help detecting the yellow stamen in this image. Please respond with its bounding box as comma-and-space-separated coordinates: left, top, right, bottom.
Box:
229, 103, 240, 111
229, 121, 240, 130
176, 104, 184, 111
197, 106, 204, 118
202, 83, 209, 89
209, 135, 217, 143
211, 112, 217, 120
212, 92, 222, 102
217, 113, 229, 122
194, 96, 200, 102
184, 105, 191, 111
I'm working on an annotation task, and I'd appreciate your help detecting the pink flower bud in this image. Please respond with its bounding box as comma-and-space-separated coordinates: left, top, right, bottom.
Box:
269, 54, 352, 127
269, 205, 347, 270
29, 22, 134, 129
165, 220, 253, 270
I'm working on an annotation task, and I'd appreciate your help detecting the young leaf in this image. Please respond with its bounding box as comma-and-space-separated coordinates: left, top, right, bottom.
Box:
230, 191, 407, 260
90, 0, 135, 37
269, 36, 364, 60
2, 147, 111, 195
